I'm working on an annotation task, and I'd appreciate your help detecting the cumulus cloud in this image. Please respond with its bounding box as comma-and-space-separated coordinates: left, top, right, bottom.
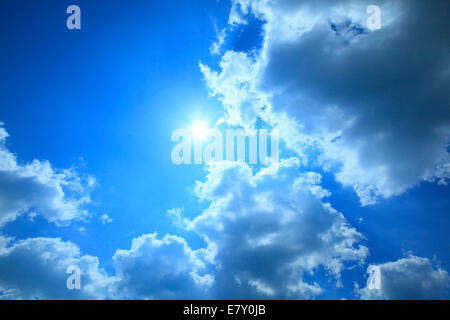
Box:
0, 123, 93, 226
100, 214, 112, 224
112, 233, 213, 299
0, 236, 112, 299
358, 255, 449, 300
175, 159, 368, 299
0, 232, 214, 300
202, 0, 450, 205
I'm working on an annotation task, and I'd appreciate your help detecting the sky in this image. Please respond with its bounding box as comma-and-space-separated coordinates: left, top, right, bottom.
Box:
0, 0, 449, 299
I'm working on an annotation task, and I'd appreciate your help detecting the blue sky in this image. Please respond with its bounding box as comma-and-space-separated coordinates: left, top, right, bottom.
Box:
0, 0, 449, 299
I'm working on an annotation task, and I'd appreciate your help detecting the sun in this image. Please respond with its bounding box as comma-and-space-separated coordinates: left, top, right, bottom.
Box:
190, 121, 210, 140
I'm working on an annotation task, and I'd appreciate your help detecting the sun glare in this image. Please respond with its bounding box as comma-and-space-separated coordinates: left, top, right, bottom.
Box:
190, 121, 210, 140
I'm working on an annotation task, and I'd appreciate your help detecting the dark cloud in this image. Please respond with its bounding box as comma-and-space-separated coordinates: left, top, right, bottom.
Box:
185, 160, 368, 298
205, 0, 450, 204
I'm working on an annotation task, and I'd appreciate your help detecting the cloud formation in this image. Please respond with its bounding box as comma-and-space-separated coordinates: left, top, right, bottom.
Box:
0, 159, 369, 300
0, 236, 111, 299
0, 0, 449, 300
0, 123, 93, 226
0, 123, 210, 299
177, 159, 368, 298
0, 122, 447, 300
202, 0, 450, 205
0, 233, 213, 300
112, 233, 213, 299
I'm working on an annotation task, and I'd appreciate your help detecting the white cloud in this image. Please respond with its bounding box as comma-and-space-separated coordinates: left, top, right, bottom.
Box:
177, 159, 368, 299
358, 255, 449, 300
0, 123, 93, 226
200, 51, 265, 128
0, 236, 112, 299
112, 233, 213, 299
0, 233, 214, 300
100, 214, 112, 224
0, 123, 215, 299
0, 121, 367, 299
202, 0, 450, 205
